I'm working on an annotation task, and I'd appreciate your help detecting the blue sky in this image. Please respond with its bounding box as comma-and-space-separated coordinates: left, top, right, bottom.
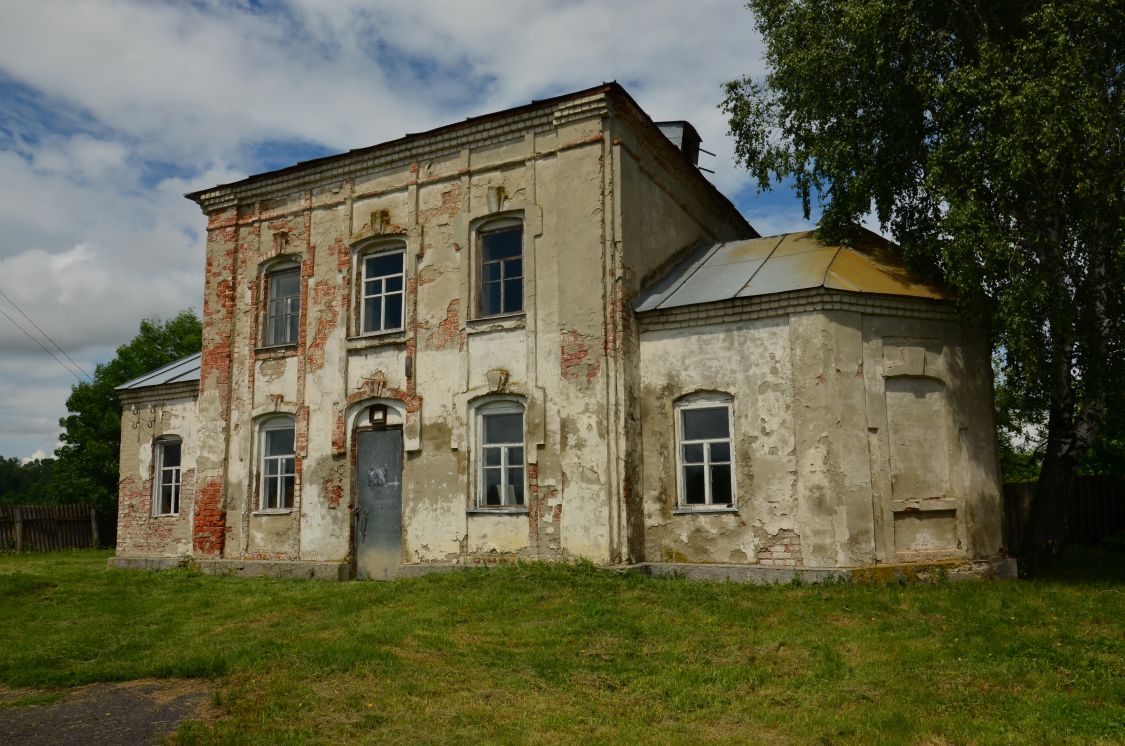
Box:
0, 0, 818, 461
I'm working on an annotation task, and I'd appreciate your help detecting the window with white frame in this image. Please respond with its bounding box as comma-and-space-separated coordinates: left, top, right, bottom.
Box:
260, 418, 296, 511
360, 249, 405, 334
477, 401, 526, 507
153, 438, 182, 516
676, 397, 735, 508
264, 264, 300, 346
479, 223, 523, 317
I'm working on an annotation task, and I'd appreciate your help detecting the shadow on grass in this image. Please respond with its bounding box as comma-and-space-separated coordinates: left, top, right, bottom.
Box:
1020, 539, 1125, 584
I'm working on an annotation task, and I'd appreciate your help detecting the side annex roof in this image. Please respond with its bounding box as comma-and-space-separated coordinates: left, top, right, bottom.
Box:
116, 352, 202, 392
635, 228, 950, 312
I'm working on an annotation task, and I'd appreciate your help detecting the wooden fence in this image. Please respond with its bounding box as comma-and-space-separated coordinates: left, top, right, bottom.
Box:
1004, 477, 1125, 556
0, 504, 101, 553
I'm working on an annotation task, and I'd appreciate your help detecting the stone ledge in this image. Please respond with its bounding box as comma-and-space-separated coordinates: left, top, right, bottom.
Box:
195, 560, 351, 581
108, 556, 191, 572
618, 562, 847, 584
615, 558, 1017, 585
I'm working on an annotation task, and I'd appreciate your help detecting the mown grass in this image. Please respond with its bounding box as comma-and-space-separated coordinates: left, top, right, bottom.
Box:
1, 549, 1122, 745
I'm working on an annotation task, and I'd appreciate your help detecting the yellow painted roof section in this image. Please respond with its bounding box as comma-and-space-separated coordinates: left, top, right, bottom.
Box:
635, 229, 949, 312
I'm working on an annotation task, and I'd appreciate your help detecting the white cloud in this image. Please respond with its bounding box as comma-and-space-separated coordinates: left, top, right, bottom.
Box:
0, 0, 787, 459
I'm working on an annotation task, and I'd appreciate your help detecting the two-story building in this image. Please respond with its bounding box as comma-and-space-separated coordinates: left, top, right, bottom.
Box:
111, 83, 1012, 580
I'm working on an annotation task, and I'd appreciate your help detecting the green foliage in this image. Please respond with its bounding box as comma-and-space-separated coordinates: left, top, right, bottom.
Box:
724, 0, 1124, 543
0, 456, 58, 504
0, 551, 1122, 743
50, 311, 202, 517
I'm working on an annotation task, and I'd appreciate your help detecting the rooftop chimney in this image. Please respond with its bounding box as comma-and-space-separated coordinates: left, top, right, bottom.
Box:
656, 121, 702, 166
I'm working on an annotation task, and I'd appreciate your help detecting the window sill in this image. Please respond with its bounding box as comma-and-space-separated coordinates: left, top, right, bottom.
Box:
152, 513, 180, 519
347, 333, 408, 351
255, 344, 299, 359
467, 507, 529, 516
672, 506, 739, 515
467, 314, 525, 334
253, 510, 294, 516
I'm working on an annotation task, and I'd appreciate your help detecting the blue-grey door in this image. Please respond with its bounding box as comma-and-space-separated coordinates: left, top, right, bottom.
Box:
355, 428, 403, 580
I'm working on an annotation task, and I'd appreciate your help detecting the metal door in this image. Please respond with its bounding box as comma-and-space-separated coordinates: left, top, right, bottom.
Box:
355, 428, 403, 580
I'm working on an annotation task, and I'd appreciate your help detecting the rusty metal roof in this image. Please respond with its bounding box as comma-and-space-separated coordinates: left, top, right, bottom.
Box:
635, 229, 949, 312
116, 353, 201, 392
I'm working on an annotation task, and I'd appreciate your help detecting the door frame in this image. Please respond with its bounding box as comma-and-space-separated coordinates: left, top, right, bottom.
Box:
348, 399, 407, 579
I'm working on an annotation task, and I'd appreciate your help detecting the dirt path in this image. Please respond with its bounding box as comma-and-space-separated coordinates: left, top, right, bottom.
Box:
0, 679, 213, 745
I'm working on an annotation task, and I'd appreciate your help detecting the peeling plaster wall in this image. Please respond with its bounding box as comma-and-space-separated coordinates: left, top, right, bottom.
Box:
116, 393, 199, 558
189, 90, 684, 569
639, 318, 799, 565
142, 85, 1003, 575
609, 104, 753, 563
638, 304, 1005, 568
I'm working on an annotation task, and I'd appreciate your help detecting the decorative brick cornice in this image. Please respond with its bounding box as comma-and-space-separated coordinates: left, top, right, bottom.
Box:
188, 89, 614, 213
636, 288, 958, 332
118, 381, 199, 406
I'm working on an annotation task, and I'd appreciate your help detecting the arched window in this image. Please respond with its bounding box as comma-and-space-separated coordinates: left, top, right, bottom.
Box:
675, 394, 735, 508
263, 262, 300, 347
357, 243, 405, 335
476, 399, 526, 507
259, 416, 296, 511
477, 218, 523, 317
153, 437, 182, 516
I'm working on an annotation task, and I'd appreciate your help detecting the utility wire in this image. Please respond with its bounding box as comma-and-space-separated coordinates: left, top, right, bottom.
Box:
0, 286, 92, 381
0, 304, 85, 383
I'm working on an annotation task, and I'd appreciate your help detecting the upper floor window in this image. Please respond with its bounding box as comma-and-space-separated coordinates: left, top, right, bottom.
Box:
264, 265, 300, 347
477, 400, 526, 507
676, 397, 735, 508
479, 224, 523, 317
153, 438, 182, 516
360, 249, 405, 334
260, 417, 296, 511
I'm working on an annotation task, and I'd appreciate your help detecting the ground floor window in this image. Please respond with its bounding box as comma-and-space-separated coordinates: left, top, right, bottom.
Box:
676, 398, 734, 507
260, 418, 296, 511
478, 401, 525, 507
154, 439, 181, 515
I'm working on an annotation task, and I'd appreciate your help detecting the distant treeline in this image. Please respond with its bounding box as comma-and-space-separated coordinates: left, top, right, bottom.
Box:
0, 456, 59, 505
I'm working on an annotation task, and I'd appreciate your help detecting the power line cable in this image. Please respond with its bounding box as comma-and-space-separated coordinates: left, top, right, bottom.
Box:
0, 286, 92, 381
0, 304, 85, 383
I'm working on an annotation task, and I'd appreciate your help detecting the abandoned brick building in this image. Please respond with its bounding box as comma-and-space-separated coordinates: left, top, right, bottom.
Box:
111, 83, 1011, 580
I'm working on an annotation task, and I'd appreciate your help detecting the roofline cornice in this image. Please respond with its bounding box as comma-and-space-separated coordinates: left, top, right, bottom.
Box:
186, 83, 623, 213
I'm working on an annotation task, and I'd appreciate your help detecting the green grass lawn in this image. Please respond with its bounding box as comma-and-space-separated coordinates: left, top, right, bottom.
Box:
1, 550, 1123, 745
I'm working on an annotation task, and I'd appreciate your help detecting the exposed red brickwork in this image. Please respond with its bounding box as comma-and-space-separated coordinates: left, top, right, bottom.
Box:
757, 530, 802, 567
306, 278, 340, 372
346, 372, 422, 414
192, 477, 226, 556
560, 328, 602, 382
417, 183, 462, 226
331, 410, 347, 456
117, 467, 195, 556
323, 478, 343, 510
426, 299, 463, 351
